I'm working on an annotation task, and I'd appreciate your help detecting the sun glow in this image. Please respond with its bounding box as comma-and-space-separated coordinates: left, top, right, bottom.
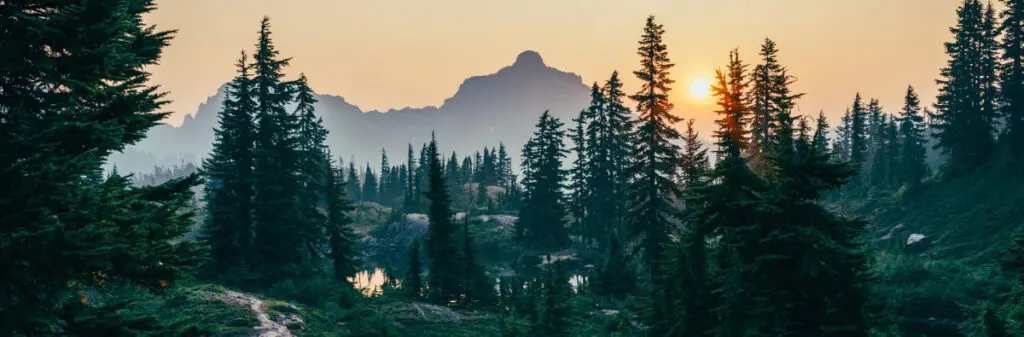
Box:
689, 77, 712, 99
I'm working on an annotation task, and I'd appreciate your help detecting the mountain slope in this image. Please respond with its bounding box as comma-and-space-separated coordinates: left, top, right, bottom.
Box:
109, 50, 590, 172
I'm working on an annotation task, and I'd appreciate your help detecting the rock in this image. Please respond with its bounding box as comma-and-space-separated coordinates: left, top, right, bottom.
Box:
907, 233, 927, 245
203, 290, 296, 337
275, 313, 305, 331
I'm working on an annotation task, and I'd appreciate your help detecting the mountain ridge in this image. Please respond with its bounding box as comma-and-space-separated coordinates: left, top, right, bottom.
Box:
109, 50, 591, 173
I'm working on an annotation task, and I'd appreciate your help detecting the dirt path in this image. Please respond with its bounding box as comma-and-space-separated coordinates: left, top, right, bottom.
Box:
212, 290, 295, 337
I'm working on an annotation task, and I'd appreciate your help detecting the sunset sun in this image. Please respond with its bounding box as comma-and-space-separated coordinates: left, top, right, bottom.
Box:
689, 77, 712, 99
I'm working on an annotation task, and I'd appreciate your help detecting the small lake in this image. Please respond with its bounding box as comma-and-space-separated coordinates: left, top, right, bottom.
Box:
351, 267, 588, 296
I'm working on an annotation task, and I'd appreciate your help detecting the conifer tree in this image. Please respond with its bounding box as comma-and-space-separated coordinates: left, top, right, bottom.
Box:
813, 111, 832, 158
380, 149, 391, 203
568, 109, 590, 241
292, 73, 331, 264
583, 72, 635, 247
362, 164, 379, 203
627, 17, 683, 332
406, 239, 424, 300
834, 108, 853, 162
251, 16, 303, 281
0, 1, 205, 332
424, 135, 463, 303
347, 161, 362, 202
679, 119, 710, 192
447, 152, 462, 202
537, 262, 573, 337
461, 217, 494, 305
849, 93, 869, 184
749, 38, 785, 164
899, 86, 928, 191
934, 0, 998, 175
326, 153, 358, 282
497, 143, 513, 187
203, 51, 257, 272
518, 111, 570, 248
594, 233, 635, 299
405, 144, 418, 210
1000, 0, 1024, 165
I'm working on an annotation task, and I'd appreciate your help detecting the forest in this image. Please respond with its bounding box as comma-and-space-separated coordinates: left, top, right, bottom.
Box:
1, 0, 1024, 336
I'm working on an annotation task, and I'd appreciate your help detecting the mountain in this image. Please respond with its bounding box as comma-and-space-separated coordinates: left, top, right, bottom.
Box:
108, 50, 590, 173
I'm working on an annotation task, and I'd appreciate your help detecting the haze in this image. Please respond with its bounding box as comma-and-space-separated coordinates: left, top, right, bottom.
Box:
147, 0, 960, 130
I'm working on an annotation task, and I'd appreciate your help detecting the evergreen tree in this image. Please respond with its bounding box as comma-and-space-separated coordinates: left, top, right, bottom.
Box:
497, 143, 513, 187
461, 217, 494, 305
1000, 0, 1024, 166
749, 38, 786, 165
424, 135, 463, 304
568, 109, 590, 242
347, 161, 362, 202
679, 119, 710, 192
594, 233, 635, 299
362, 164, 379, 203
834, 108, 853, 162
202, 51, 257, 272
627, 16, 682, 332
447, 152, 462, 203
849, 93, 869, 183
537, 262, 573, 337
292, 73, 330, 265
813, 111, 832, 158
583, 72, 634, 247
898, 86, 928, 192
380, 149, 391, 203
934, 0, 998, 175
405, 144, 418, 210
0, 1, 205, 332
518, 111, 570, 249
326, 153, 358, 282
251, 16, 303, 281
405, 239, 424, 300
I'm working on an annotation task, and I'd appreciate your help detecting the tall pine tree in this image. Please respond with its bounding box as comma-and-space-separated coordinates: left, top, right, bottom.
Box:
424, 135, 463, 304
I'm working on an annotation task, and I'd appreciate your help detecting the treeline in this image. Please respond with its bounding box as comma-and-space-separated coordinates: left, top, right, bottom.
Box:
342, 142, 518, 211
130, 162, 200, 187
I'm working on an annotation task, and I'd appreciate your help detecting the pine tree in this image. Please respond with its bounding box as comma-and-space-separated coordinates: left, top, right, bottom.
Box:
446, 152, 462, 203
461, 217, 494, 305
679, 119, 710, 192
202, 51, 257, 272
849, 93, 869, 185
497, 143, 513, 187
518, 111, 570, 249
347, 161, 362, 202
1000, 0, 1024, 166
0, 1, 204, 332
749, 38, 786, 166
583, 72, 634, 247
813, 111, 832, 158
898, 86, 929, 191
537, 262, 573, 337
568, 109, 590, 242
594, 233, 635, 299
834, 108, 853, 162
380, 149, 391, 203
251, 16, 303, 281
424, 135, 463, 304
627, 16, 682, 332
362, 164, 379, 203
683, 52, 768, 337
292, 73, 331, 265
326, 153, 358, 282
934, 0, 998, 175
406, 239, 424, 300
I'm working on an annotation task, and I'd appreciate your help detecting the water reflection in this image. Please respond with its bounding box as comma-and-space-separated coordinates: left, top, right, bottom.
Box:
348, 268, 388, 296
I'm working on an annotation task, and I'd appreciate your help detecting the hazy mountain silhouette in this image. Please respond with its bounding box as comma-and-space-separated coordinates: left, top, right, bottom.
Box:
109, 50, 590, 173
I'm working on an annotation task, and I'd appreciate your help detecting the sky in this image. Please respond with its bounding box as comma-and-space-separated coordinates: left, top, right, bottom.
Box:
146, 0, 963, 133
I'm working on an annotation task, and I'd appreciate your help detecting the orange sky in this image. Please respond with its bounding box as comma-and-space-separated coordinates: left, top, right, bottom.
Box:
146, 0, 963, 133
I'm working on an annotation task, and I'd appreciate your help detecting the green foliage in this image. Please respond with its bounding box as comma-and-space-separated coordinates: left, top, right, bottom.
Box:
518, 111, 570, 249
424, 135, 464, 304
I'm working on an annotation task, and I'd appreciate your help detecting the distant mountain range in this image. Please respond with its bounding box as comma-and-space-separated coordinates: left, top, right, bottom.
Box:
108, 50, 590, 173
